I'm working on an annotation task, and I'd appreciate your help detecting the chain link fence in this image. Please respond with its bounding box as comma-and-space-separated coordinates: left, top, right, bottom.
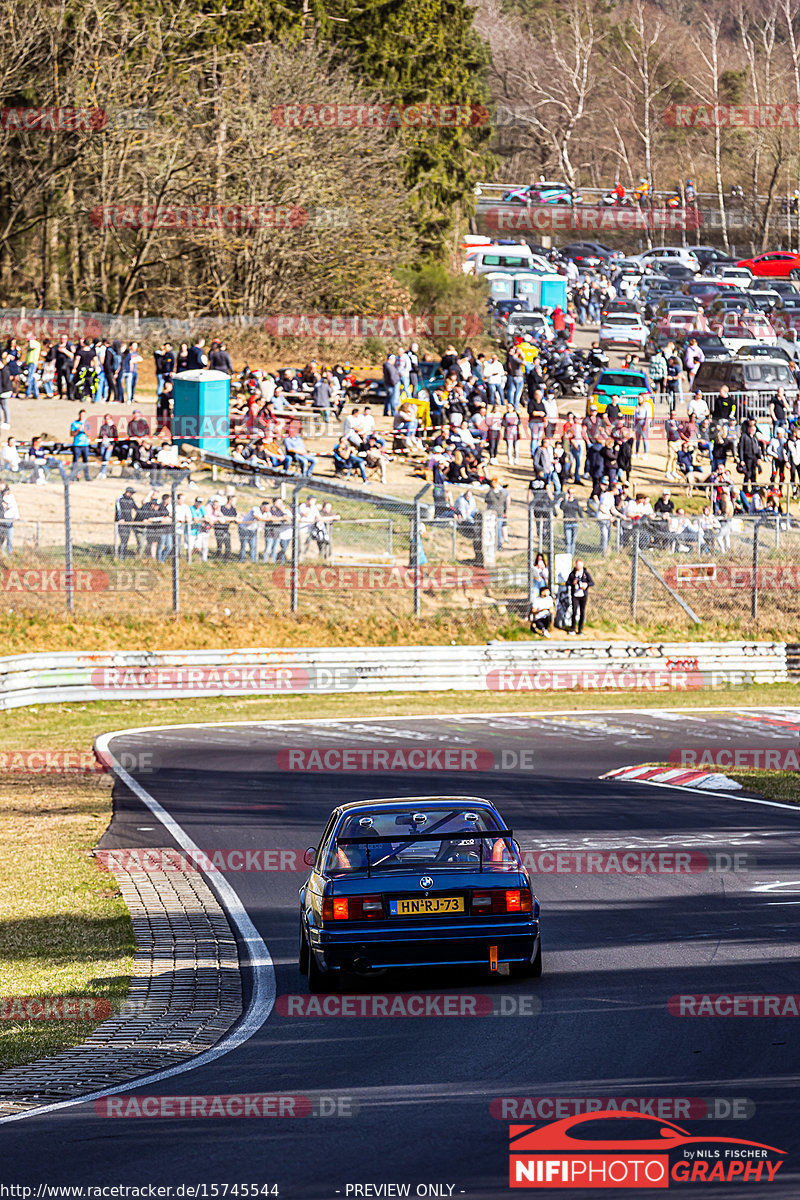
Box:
0, 457, 796, 633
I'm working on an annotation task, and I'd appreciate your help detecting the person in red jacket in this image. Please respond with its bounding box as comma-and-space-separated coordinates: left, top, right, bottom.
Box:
551, 305, 566, 335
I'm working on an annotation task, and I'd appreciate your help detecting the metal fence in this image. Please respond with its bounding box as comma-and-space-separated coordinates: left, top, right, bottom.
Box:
1, 457, 797, 635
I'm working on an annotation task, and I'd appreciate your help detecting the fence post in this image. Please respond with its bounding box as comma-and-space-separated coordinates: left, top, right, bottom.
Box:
62, 470, 73, 615
171, 476, 180, 616
547, 510, 555, 590
291, 486, 300, 613
751, 520, 759, 622
412, 504, 421, 618
631, 522, 640, 622
527, 503, 535, 607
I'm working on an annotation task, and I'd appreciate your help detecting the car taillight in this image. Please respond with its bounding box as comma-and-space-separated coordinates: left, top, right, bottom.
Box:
322, 895, 383, 922
471, 889, 533, 915
506, 888, 533, 913
322, 897, 350, 921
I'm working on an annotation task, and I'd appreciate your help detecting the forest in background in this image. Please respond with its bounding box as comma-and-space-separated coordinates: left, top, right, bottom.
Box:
4, 0, 800, 318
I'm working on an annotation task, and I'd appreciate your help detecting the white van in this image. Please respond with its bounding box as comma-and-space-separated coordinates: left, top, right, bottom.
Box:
471, 245, 537, 275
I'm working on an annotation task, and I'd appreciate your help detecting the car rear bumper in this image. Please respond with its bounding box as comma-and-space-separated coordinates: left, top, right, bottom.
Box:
311, 919, 540, 972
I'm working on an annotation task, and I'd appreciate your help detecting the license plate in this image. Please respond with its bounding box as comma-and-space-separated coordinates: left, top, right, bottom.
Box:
390, 896, 464, 916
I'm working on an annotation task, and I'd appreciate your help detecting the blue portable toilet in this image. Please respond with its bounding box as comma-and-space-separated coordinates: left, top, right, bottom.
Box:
539, 273, 568, 313
172, 369, 231, 455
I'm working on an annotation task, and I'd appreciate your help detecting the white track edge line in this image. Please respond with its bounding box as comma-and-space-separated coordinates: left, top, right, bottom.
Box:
0, 732, 276, 1126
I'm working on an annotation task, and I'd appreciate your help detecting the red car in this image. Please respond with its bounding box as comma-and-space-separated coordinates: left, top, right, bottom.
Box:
737, 251, 800, 279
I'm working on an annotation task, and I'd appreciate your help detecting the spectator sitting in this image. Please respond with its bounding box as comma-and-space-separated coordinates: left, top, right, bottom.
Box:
283, 432, 316, 476
529, 586, 555, 637
454, 488, 477, 525
333, 436, 367, 482
1, 436, 20, 473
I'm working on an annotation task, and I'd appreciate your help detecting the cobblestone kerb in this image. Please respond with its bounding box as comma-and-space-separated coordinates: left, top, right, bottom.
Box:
0, 854, 243, 1116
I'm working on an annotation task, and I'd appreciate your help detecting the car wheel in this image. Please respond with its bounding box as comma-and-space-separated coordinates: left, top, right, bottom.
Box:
298, 924, 309, 976
308, 946, 337, 993
511, 941, 543, 979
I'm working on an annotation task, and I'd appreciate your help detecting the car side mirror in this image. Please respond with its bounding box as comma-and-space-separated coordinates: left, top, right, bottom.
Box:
303, 847, 316, 868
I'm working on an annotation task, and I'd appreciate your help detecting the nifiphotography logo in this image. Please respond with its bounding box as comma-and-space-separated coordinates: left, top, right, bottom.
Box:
507, 1110, 785, 1188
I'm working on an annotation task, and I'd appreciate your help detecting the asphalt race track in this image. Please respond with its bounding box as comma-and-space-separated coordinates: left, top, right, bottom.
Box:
2, 707, 800, 1198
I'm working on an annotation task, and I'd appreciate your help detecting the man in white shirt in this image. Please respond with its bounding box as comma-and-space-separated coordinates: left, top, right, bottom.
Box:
0, 437, 20, 472
483, 355, 506, 408
173, 491, 193, 554
360, 407, 376, 437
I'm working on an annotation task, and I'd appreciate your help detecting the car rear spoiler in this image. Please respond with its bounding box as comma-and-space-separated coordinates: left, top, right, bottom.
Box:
336, 829, 516, 877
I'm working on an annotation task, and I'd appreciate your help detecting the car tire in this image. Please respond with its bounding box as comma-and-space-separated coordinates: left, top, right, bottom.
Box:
308, 946, 337, 993
298, 924, 309, 976
511, 941, 542, 979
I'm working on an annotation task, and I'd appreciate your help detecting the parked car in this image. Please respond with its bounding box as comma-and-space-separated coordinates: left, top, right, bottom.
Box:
693, 357, 797, 411
598, 312, 649, 351
636, 246, 700, 272
745, 289, 783, 313
588, 367, 653, 416
737, 251, 800, 279
502, 311, 555, 347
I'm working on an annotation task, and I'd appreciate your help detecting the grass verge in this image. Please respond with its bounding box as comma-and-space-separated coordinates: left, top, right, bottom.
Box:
0, 772, 134, 1072
725, 771, 800, 806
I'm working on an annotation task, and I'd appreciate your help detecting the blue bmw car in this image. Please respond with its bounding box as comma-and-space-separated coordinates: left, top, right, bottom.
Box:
298, 796, 542, 992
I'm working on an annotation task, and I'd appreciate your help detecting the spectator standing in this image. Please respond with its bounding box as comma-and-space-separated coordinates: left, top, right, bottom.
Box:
737, 420, 762, 485
186, 339, 209, 370
188, 496, 210, 560
123, 341, 142, 403
382, 354, 401, 416
483, 355, 505, 407
633, 394, 651, 456
502, 403, 520, 465
559, 486, 583, 557
0, 351, 13, 428
648, 347, 667, 398
24, 337, 41, 398
504, 345, 525, 409
485, 477, 509, 549
115, 487, 138, 557
0, 482, 18, 554
209, 341, 233, 374
665, 352, 682, 403
155, 343, 175, 397
566, 559, 594, 635
68, 409, 92, 481
664, 408, 681, 481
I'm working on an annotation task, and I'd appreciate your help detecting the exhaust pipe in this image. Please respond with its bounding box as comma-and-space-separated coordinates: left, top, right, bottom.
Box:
352, 958, 372, 975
